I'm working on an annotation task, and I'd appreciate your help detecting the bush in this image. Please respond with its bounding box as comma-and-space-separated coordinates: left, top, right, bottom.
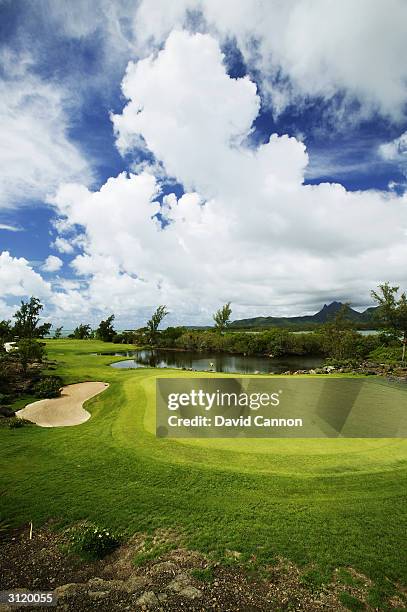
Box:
368, 345, 403, 364
16, 339, 45, 373
112, 331, 136, 344
0, 406, 14, 418
8, 417, 25, 429
0, 416, 31, 429
34, 376, 62, 399
66, 522, 121, 560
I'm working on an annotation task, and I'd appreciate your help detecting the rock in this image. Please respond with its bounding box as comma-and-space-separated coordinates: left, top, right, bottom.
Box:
136, 591, 160, 607
148, 560, 178, 575
87, 577, 110, 589
124, 575, 149, 593
54, 583, 85, 598
88, 591, 109, 600
179, 586, 202, 599
88, 577, 129, 592
87, 575, 149, 594
167, 572, 191, 592
167, 572, 202, 599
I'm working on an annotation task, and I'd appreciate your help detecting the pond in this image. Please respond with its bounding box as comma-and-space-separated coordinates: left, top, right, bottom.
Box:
109, 349, 324, 374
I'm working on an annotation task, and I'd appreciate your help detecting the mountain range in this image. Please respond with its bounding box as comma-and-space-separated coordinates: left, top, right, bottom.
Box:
230, 301, 379, 329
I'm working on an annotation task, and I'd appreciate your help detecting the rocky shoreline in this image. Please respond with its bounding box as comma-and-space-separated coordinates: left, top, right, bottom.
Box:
279, 361, 407, 381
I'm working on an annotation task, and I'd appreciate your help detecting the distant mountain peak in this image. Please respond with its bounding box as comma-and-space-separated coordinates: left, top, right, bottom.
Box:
320, 301, 344, 311
230, 300, 377, 329
314, 301, 355, 322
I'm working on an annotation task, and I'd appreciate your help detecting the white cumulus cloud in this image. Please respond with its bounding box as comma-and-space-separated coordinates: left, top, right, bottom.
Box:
42, 255, 63, 273
134, 0, 407, 122
0, 251, 52, 299
379, 131, 407, 162
46, 31, 407, 324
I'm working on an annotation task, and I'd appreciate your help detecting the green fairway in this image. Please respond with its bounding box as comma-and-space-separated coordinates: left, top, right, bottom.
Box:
1, 339, 406, 591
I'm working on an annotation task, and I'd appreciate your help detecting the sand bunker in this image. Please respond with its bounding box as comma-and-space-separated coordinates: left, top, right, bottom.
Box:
16, 382, 109, 427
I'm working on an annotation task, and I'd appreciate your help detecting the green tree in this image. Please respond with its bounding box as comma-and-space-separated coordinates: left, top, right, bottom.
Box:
213, 302, 232, 333
96, 315, 116, 342
160, 326, 186, 347
0, 320, 13, 342
13, 297, 51, 338
16, 339, 45, 374
371, 283, 407, 361
146, 305, 169, 345
318, 304, 361, 360
72, 324, 92, 340
54, 326, 63, 339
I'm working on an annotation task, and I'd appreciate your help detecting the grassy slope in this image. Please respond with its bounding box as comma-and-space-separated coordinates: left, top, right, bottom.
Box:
0, 339, 406, 588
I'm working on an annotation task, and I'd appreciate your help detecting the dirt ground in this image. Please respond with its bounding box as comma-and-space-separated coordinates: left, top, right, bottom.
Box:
1, 524, 405, 611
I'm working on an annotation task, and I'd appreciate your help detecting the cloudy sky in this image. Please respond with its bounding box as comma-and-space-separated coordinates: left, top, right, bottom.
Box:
1, 0, 407, 329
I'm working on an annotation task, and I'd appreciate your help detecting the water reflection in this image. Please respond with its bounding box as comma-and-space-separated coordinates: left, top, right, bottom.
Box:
108, 349, 324, 374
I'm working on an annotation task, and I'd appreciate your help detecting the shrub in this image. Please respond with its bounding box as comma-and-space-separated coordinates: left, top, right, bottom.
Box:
112, 331, 136, 344
16, 339, 46, 373
66, 522, 121, 560
368, 346, 403, 364
8, 417, 25, 429
0, 406, 14, 417
0, 416, 29, 429
34, 376, 62, 399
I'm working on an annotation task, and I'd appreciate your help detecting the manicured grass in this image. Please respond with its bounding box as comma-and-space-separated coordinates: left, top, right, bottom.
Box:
0, 339, 406, 596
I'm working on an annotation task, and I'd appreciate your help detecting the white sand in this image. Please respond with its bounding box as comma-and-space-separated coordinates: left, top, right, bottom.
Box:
16, 382, 109, 427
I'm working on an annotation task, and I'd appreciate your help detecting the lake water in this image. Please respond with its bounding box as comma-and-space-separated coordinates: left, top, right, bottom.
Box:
109, 349, 324, 374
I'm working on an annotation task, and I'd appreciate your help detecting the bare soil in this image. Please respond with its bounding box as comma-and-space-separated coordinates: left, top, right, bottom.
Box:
1, 525, 405, 611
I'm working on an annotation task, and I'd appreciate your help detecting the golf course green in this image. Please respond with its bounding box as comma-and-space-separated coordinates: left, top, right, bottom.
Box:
1, 339, 406, 596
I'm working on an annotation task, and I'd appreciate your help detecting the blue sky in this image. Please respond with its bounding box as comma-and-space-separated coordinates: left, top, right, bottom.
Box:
1, 0, 407, 328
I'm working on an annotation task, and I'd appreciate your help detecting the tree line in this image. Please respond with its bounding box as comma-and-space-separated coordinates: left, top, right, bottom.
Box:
1, 283, 406, 365
69, 285, 407, 363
